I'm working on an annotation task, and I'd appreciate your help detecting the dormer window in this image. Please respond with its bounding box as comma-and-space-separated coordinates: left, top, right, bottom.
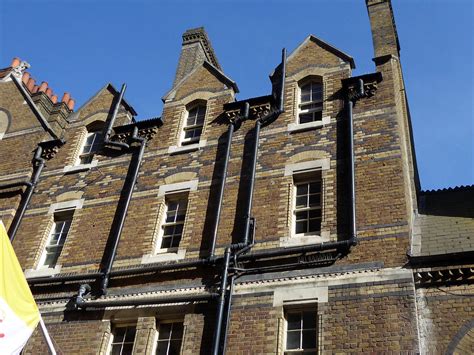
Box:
182, 104, 206, 145
78, 131, 102, 165
299, 80, 323, 124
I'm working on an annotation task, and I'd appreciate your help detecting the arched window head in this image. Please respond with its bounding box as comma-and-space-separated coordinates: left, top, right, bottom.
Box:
299, 79, 323, 124
182, 102, 206, 145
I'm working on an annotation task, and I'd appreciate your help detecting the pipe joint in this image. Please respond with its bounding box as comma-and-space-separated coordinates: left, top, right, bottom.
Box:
74, 283, 91, 309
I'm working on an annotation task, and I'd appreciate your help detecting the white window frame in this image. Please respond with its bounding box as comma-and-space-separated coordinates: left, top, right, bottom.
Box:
292, 176, 322, 238
37, 209, 74, 270
298, 80, 323, 124
288, 79, 330, 133
283, 308, 318, 354
155, 320, 185, 355
156, 193, 189, 254
180, 103, 206, 146
108, 323, 137, 355
281, 160, 330, 247
77, 131, 102, 165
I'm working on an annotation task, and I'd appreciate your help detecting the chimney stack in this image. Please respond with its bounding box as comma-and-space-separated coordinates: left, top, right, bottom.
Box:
67, 98, 75, 110
365, 0, 400, 59
26, 78, 36, 92
38, 81, 48, 93
173, 27, 221, 87
22, 72, 30, 85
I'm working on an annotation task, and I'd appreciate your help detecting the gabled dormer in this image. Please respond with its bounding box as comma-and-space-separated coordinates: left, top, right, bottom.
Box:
160, 28, 238, 154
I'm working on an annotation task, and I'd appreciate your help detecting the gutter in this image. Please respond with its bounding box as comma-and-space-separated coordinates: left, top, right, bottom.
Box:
11, 75, 60, 140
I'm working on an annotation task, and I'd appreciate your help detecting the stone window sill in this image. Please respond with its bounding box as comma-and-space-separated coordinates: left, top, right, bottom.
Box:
63, 160, 98, 174
168, 140, 207, 155
140, 249, 186, 264
287, 116, 330, 133
279, 231, 330, 247
25, 265, 62, 279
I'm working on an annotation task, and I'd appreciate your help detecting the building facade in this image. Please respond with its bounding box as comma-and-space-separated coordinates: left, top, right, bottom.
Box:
0, 0, 472, 353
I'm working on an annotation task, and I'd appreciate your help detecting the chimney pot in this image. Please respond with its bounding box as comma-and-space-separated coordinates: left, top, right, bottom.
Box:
38, 81, 48, 93
22, 72, 30, 84
32, 85, 39, 94
61, 92, 70, 103
67, 98, 75, 110
26, 78, 36, 92
45, 88, 53, 98
11, 57, 21, 67
51, 95, 58, 104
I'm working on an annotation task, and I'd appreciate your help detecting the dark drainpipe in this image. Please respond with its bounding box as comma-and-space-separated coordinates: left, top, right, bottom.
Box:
211, 247, 232, 355
217, 48, 287, 354
103, 84, 130, 150
99, 126, 146, 295
210, 102, 249, 257
8, 146, 45, 241
346, 78, 365, 247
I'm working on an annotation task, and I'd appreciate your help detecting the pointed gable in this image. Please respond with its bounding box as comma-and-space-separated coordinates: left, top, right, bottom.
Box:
286, 35, 355, 75
163, 61, 238, 102
70, 83, 136, 125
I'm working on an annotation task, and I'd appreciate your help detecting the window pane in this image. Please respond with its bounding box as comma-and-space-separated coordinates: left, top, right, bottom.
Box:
296, 184, 308, 196
308, 194, 320, 207
302, 329, 317, 348
287, 313, 301, 330
111, 344, 123, 355
120, 344, 133, 354
295, 196, 307, 208
124, 327, 136, 342
113, 327, 126, 343
308, 219, 321, 233
44, 251, 59, 267
174, 224, 183, 235
303, 311, 317, 329
295, 211, 307, 221
170, 236, 181, 248
156, 343, 168, 355
158, 323, 172, 340
171, 323, 184, 339
163, 226, 175, 236
161, 237, 172, 249
80, 154, 93, 164
311, 84, 323, 101
309, 182, 321, 193
299, 113, 314, 124
286, 331, 300, 350
168, 339, 182, 354
308, 209, 321, 218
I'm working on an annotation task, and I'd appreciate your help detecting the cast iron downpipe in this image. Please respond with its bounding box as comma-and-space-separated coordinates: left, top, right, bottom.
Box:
215, 48, 287, 354
102, 83, 130, 150
211, 247, 232, 355
8, 146, 45, 241
99, 126, 146, 295
210, 102, 250, 257
346, 78, 365, 247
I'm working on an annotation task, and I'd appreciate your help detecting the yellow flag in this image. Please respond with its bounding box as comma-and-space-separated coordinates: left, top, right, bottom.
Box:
0, 221, 40, 354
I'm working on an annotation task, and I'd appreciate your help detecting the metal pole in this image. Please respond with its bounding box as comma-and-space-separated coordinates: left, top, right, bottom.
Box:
39, 315, 57, 355
210, 123, 235, 257
212, 247, 231, 355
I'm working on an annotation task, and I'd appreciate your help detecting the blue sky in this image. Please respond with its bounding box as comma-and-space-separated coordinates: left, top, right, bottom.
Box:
1, 0, 472, 191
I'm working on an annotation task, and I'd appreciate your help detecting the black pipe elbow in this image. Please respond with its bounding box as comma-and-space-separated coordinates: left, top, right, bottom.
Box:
75, 284, 91, 309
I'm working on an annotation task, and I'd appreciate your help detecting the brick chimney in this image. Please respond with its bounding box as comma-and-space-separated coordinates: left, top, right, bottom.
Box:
365, 0, 400, 59
173, 27, 222, 87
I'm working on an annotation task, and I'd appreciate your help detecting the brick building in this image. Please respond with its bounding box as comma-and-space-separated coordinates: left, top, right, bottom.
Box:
0, 0, 472, 353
